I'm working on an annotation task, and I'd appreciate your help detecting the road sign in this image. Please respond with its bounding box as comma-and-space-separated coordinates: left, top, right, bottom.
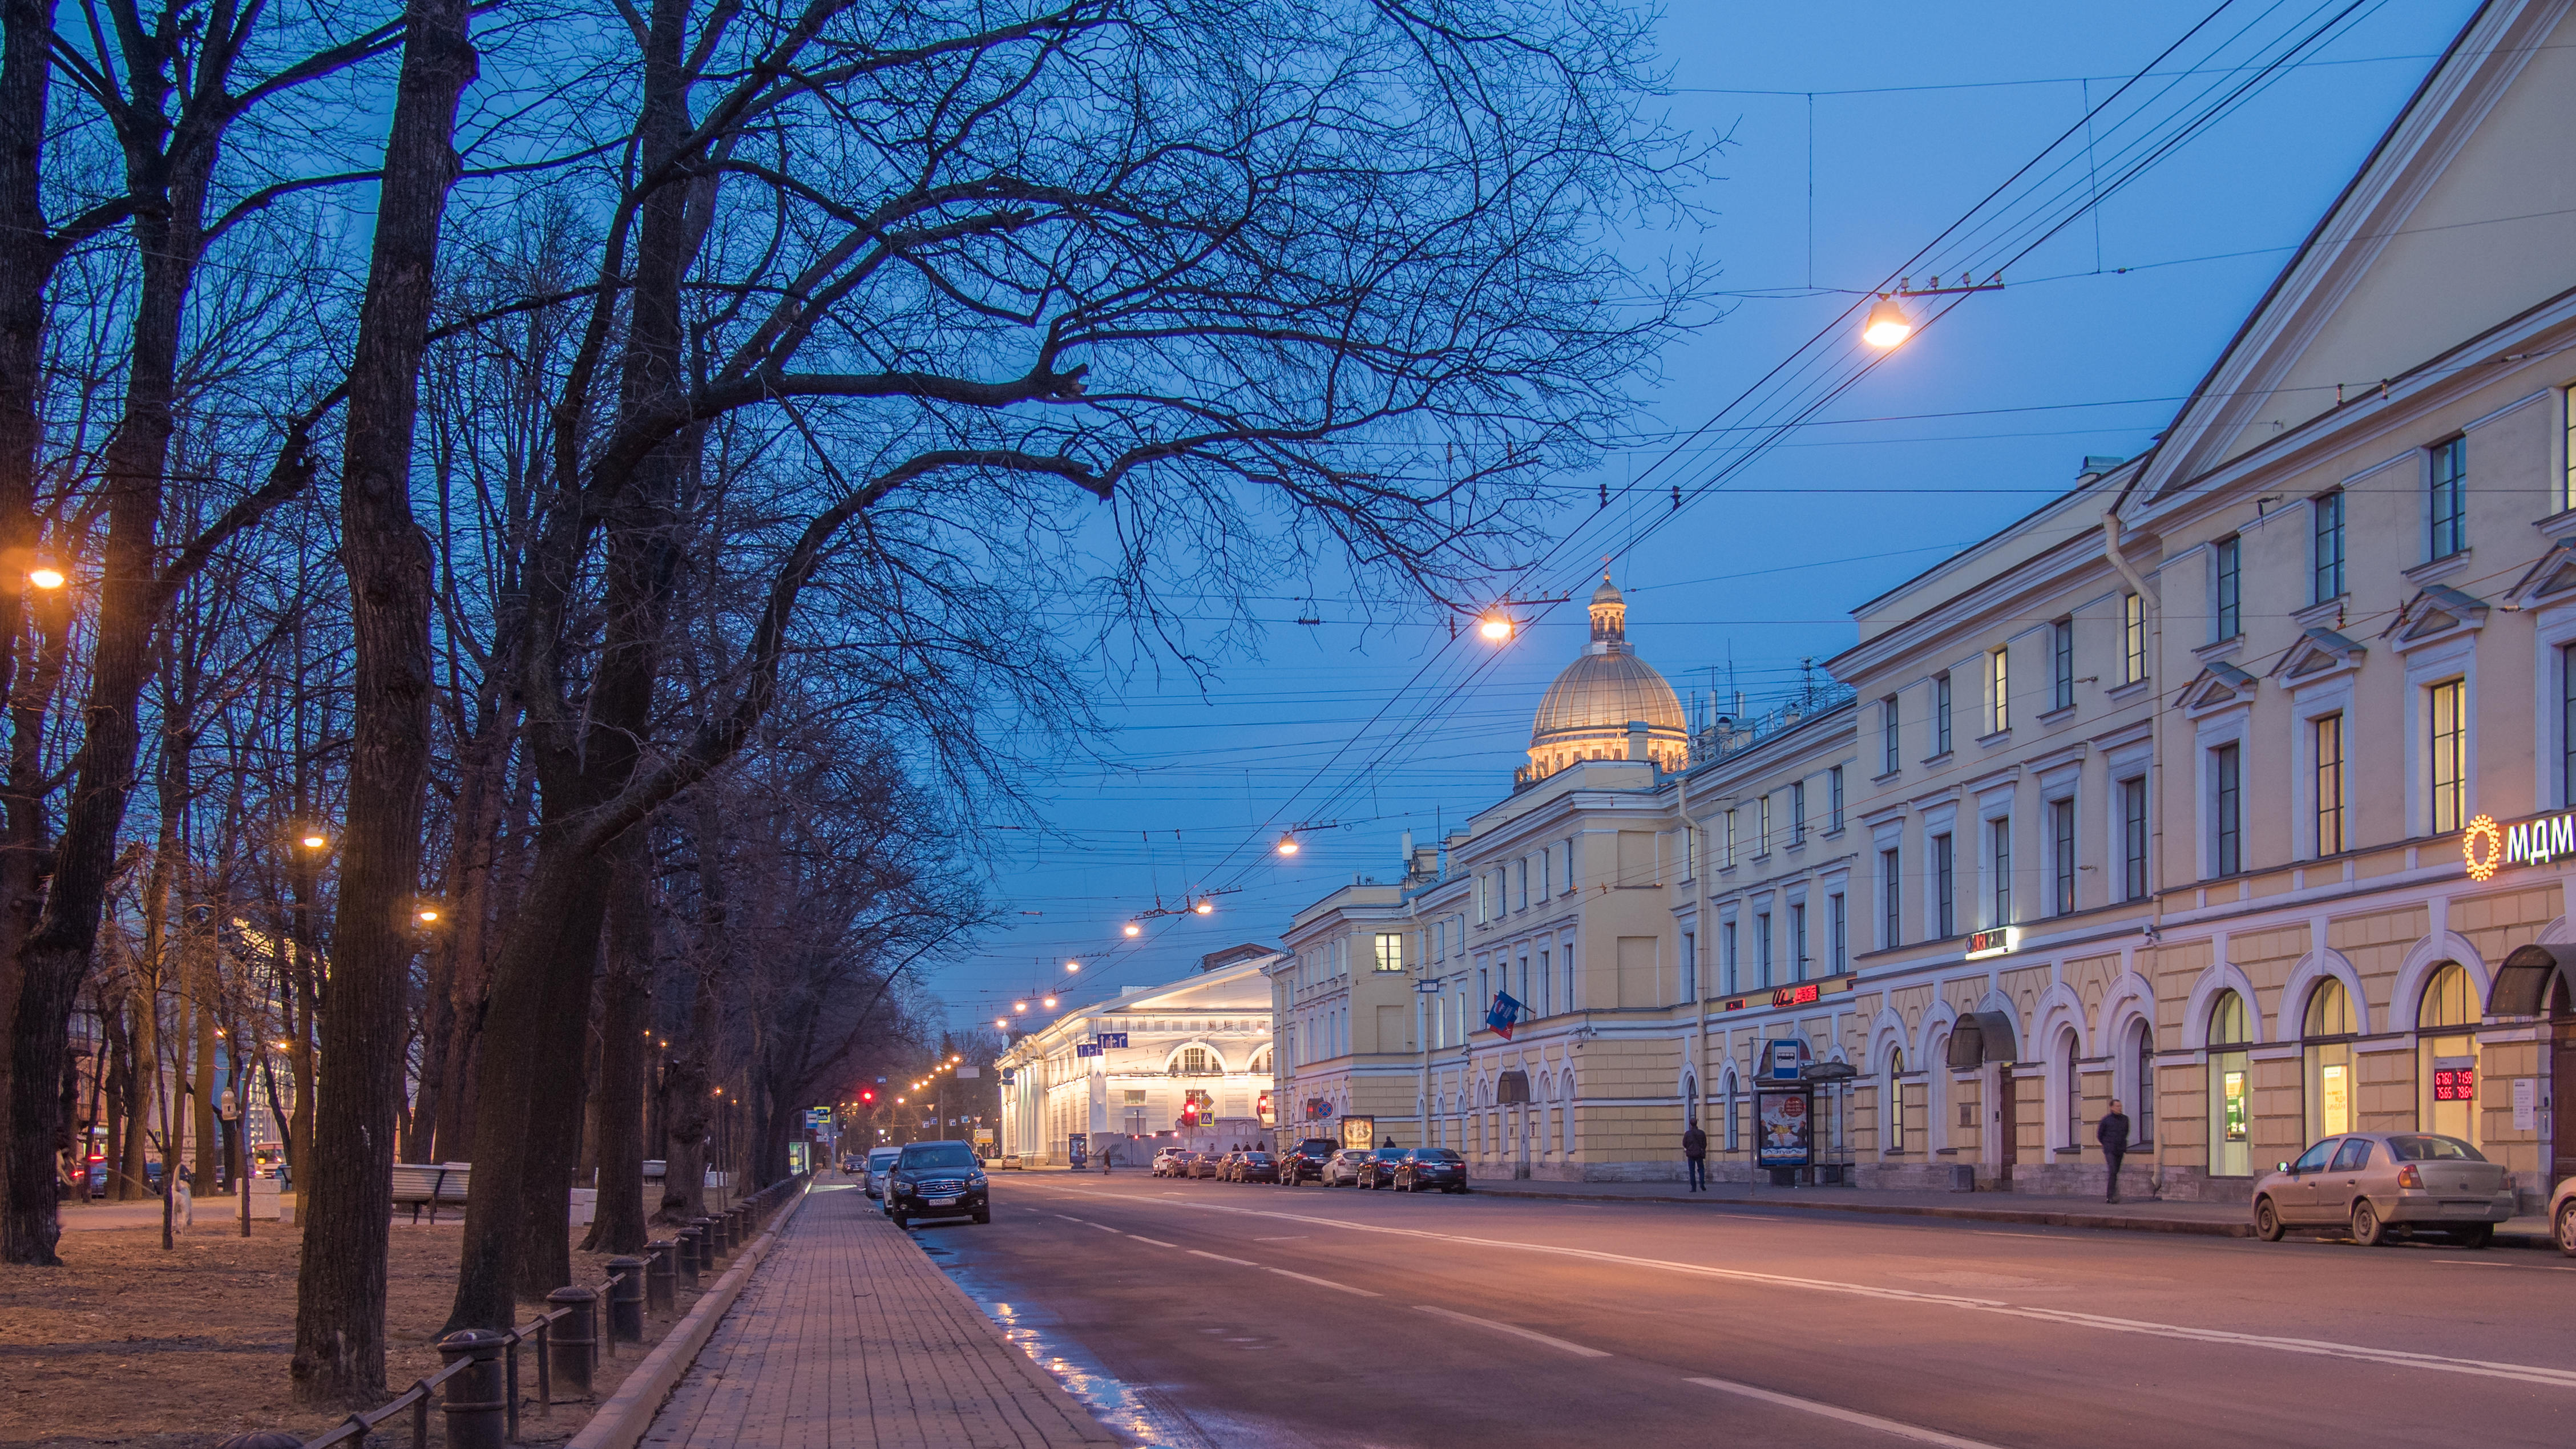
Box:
1076, 1042, 1103, 1058
1096, 1032, 1128, 1049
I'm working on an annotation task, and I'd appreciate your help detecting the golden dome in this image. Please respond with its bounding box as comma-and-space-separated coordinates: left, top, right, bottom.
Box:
1520, 578, 1689, 782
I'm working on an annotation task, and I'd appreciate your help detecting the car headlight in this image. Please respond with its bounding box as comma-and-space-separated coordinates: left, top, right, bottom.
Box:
969, 1174, 987, 1188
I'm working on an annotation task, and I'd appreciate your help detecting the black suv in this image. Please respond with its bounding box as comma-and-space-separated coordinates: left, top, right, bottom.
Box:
885, 1140, 990, 1227
1278, 1139, 1337, 1186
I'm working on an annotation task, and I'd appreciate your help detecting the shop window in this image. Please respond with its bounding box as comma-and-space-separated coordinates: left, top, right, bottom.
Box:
2419, 963, 2481, 1145
2302, 979, 2356, 1141
1723, 1074, 1741, 1152
2206, 991, 2251, 1177
2127, 1019, 2156, 1145
1885, 1049, 1906, 1153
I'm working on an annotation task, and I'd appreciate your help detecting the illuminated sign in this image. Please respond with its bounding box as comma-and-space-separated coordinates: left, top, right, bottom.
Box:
2432, 1064, 2476, 1103
1075, 1042, 1103, 1058
2461, 811, 2575, 881
1096, 1032, 1129, 1050
1772, 983, 1821, 1008
1964, 927, 2017, 961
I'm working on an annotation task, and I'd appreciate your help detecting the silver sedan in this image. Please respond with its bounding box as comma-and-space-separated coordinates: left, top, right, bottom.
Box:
2251, 1132, 2513, 1246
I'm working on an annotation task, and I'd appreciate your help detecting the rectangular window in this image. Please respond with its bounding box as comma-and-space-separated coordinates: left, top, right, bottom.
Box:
1932, 833, 1955, 939
2050, 619, 2074, 712
1758, 796, 1772, 856
1881, 696, 1900, 774
1722, 921, 1738, 994
1828, 893, 1847, 973
1723, 809, 1737, 869
2121, 777, 2148, 902
1756, 913, 1773, 988
1880, 847, 1901, 948
1373, 932, 1404, 972
1988, 648, 2010, 734
1515, 859, 1528, 912
2213, 536, 2242, 640
2429, 437, 2467, 559
2429, 679, 2467, 833
1790, 781, 1807, 846
2312, 490, 2345, 602
2050, 797, 2076, 916
2566, 389, 2576, 514
2212, 743, 2242, 877
1789, 904, 1807, 983
1540, 849, 1552, 901
2314, 713, 2347, 856
1828, 765, 1845, 833
1933, 675, 1953, 756
1989, 817, 2012, 926
2563, 644, 2576, 808
2123, 593, 2146, 684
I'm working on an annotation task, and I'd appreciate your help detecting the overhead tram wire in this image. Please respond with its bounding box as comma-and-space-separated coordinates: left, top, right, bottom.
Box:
1060, 0, 2400, 996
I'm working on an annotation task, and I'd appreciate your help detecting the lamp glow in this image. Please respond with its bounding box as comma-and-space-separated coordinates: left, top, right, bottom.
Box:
1123, 921, 1141, 936
1277, 833, 1299, 856
1043, 996, 1057, 1008
1192, 899, 1214, 915
27, 567, 64, 590
1862, 295, 1913, 348
417, 908, 440, 923
1477, 615, 1513, 641
300, 833, 328, 849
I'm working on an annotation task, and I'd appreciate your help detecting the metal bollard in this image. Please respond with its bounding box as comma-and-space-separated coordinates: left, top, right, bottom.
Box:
605, 1256, 646, 1343
547, 1286, 598, 1398
716, 1209, 737, 1254
732, 1204, 750, 1246
645, 1240, 676, 1313
691, 1214, 721, 1262
437, 1329, 510, 1449
675, 1226, 702, 1290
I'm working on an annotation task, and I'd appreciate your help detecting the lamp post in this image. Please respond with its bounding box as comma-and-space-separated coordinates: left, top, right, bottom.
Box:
220, 1088, 248, 1238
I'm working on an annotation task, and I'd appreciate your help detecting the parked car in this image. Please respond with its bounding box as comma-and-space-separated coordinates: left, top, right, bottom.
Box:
1355, 1145, 1412, 1189
1152, 1148, 1189, 1177
862, 1146, 901, 1200
1189, 1152, 1226, 1179
2250, 1132, 2513, 1245
1391, 1147, 1468, 1193
1321, 1149, 1375, 1186
1233, 1151, 1280, 1184
2551, 1174, 2576, 1257
883, 1140, 989, 1228
1277, 1139, 1337, 1186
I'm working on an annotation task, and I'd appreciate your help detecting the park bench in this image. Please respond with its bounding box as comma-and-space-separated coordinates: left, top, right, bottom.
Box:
391, 1162, 471, 1224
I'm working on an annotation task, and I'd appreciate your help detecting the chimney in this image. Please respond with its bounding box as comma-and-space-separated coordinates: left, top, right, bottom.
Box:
1626, 720, 1650, 762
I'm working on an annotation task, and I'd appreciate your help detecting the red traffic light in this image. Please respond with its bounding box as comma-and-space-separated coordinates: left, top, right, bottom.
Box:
860, 1089, 875, 1104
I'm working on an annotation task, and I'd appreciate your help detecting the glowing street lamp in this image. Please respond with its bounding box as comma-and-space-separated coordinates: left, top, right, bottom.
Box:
416, 908, 441, 923
26, 565, 64, 591
298, 832, 329, 850
1862, 295, 1914, 349
1477, 613, 1513, 641
1042, 996, 1057, 1009
1192, 899, 1214, 915
1122, 920, 1141, 936
1276, 832, 1300, 856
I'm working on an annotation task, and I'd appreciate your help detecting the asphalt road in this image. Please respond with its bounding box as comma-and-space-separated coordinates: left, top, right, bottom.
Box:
915, 1172, 2576, 1449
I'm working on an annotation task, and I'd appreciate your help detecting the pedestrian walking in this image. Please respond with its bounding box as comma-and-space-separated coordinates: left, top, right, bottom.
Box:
2097, 1099, 2131, 1202
1682, 1120, 1708, 1192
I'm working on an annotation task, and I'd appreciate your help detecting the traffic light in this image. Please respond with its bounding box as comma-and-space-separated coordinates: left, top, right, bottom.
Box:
860, 1088, 875, 1104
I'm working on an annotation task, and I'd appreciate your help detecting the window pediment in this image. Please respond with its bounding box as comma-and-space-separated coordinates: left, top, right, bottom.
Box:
2177, 661, 2258, 720
2270, 627, 2364, 685
2383, 584, 2489, 653
2504, 540, 2576, 612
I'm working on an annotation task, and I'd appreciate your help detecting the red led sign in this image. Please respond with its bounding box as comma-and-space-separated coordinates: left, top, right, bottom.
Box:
1772, 983, 1822, 1008
2431, 1066, 2476, 1103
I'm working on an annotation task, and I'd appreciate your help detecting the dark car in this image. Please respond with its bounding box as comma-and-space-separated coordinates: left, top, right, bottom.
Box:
1322, 1149, 1376, 1186
1232, 1151, 1280, 1184
1190, 1152, 1227, 1180
861, 1146, 901, 1200
884, 1140, 989, 1227
1355, 1145, 1412, 1189
1277, 1139, 1337, 1186
1391, 1147, 1468, 1193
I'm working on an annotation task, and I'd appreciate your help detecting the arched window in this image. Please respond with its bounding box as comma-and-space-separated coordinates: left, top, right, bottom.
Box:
1559, 1071, 1575, 1156
2303, 979, 2356, 1139
2127, 1019, 2156, 1145
2420, 963, 2480, 1143
1683, 1071, 1698, 1128
1925, 1031, 1950, 1151
2206, 990, 2251, 1176
2058, 1028, 2082, 1148
1885, 1048, 1907, 1153
1722, 1072, 1741, 1152
1171, 1046, 1220, 1076
1247, 1047, 1272, 1076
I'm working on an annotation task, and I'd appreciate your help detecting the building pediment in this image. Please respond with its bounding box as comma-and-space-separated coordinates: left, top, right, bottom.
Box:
2269, 627, 2365, 685
2177, 662, 2258, 720
2383, 584, 2490, 653
2504, 539, 2576, 611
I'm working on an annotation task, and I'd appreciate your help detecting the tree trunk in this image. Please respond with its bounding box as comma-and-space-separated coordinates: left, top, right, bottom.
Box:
583, 835, 651, 1254
290, 0, 478, 1403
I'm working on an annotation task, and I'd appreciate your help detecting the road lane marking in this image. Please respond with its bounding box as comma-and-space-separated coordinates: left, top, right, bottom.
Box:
1086, 1222, 1120, 1233
1254, 1236, 1309, 1241
1414, 1305, 1610, 1358
1268, 1268, 1380, 1297
1091, 1193, 2576, 1390
1687, 1377, 2003, 1448
1188, 1250, 1260, 1266
2430, 1258, 2576, 1272
1052, 1214, 1089, 1223
1129, 1235, 1177, 1247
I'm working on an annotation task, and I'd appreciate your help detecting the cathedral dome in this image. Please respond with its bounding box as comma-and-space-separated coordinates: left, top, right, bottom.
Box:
1520, 578, 1690, 783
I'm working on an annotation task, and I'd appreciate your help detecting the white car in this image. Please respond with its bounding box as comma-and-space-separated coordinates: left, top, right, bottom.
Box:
2552, 1174, 2576, 1256
862, 1147, 901, 1200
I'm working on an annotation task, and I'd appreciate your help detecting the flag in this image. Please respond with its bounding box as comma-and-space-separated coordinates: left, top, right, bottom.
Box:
1486, 991, 1524, 1042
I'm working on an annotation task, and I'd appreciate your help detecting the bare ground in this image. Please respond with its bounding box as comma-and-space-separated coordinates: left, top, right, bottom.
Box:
1, 1216, 717, 1449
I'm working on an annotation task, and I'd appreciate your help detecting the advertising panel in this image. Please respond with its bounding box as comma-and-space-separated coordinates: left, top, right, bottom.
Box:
1755, 1086, 1812, 1167
1339, 1115, 1376, 1151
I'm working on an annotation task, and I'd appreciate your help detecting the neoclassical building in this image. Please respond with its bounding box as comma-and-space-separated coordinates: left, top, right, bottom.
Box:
1270, 0, 2576, 1212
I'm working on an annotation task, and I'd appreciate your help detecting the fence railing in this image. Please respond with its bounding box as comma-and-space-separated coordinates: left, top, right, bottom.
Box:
219, 1172, 807, 1449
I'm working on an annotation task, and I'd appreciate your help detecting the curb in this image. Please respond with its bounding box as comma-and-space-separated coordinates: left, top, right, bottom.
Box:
1463, 1183, 2560, 1249
566, 1185, 809, 1449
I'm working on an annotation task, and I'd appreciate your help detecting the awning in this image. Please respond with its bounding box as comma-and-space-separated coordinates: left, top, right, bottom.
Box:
1946, 1010, 2020, 1070
2489, 943, 2576, 1018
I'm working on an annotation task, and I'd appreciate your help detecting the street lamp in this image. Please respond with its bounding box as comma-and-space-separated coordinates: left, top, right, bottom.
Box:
1861, 295, 1914, 349
1477, 614, 1513, 641
1192, 899, 1214, 915
1065, 961, 1082, 972
26, 564, 64, 590
1275, 833, 1300, 856
298, 832, 328, 850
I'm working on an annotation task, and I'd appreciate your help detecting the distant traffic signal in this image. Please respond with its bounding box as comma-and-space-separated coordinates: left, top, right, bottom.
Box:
860, 1089, 875, 1104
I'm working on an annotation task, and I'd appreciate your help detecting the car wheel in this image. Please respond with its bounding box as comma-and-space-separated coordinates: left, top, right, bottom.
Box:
2351, 1199, 2385, 1247
2252, 1197, 2284, 1242
2449, 1224, 2493, 1249
972, 1208, 991, 1225
891, 1211, 910, 1229
2557, 1202, 2576, 1257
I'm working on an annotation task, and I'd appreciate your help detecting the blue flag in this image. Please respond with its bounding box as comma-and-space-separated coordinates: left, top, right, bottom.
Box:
1486, 991, 1524, 1042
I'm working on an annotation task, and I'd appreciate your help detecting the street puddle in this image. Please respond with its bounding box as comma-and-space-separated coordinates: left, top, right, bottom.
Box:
940, 1256, 1219, 1448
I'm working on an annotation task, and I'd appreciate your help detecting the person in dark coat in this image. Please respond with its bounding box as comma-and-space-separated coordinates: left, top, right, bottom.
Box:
2096, 1100, 2132, 1202
1682, 1120, 1709, 1192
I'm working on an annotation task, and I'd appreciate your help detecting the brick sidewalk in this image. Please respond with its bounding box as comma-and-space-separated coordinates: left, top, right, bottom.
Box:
639, 1182, 1117, 1449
